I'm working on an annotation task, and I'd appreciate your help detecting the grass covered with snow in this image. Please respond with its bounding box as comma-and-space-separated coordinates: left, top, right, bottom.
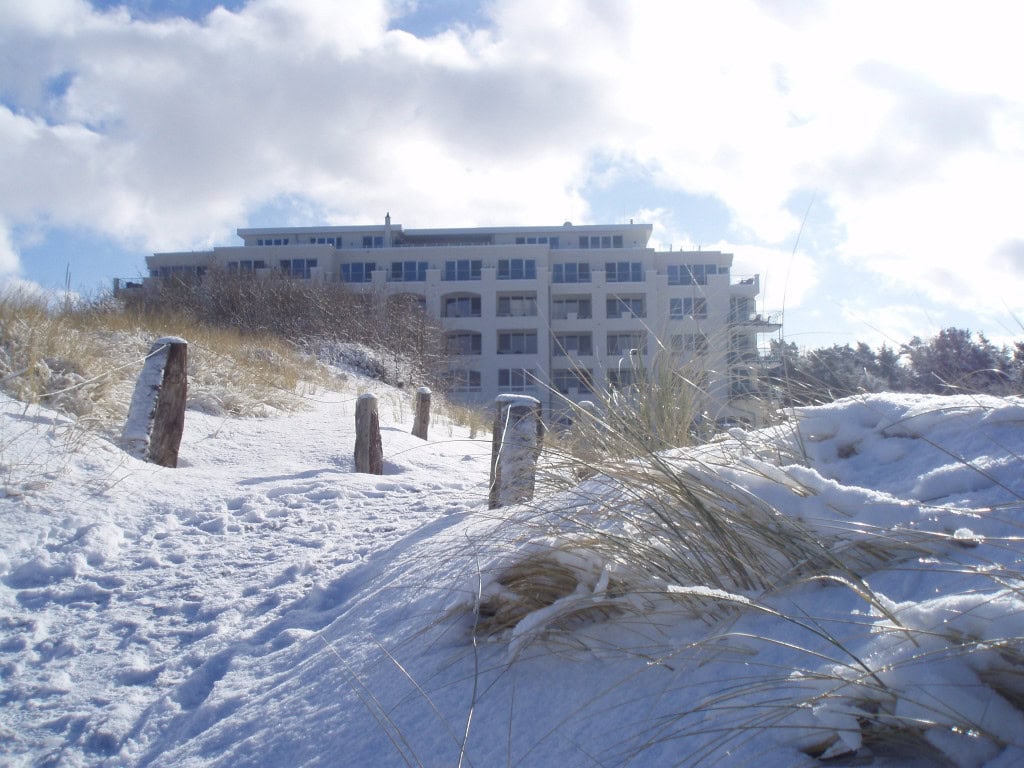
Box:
2, 364, 1024, 766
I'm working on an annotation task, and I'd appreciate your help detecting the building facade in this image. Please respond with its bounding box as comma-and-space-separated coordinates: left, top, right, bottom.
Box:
146, 216, 780, 425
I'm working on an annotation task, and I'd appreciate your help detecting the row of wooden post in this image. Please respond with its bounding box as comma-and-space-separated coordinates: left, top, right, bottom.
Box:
121, 338, 544, 510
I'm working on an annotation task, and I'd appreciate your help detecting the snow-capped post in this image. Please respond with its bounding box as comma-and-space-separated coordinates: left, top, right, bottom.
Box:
488, 394, 544, 509
412, 387, 431, 440
355, 393, 384, 474
121, 336, 188, 468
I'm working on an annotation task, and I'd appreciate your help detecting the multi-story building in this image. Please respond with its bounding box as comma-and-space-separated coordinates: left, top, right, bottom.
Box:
146, 215, 781, 425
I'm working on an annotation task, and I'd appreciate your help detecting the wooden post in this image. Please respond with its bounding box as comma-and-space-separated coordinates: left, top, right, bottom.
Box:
571, 400, 600, 481
488, 394, 544, 509
355, 393, 384, 474
412, 387, 431, 440
121, 337, 188, 468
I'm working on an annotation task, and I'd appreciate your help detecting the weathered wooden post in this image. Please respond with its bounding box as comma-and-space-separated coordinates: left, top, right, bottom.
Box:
571, 400, 600, 481
488, 394, 544, 509
355, 393, 384, 474
412, 387, 431, 440
121, 337, 188, 468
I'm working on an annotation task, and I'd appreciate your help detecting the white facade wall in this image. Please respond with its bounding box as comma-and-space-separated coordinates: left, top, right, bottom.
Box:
147, 219, 779, 424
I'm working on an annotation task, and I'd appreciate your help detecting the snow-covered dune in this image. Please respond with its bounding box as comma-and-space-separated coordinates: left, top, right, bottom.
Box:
2, 389, 1023, 767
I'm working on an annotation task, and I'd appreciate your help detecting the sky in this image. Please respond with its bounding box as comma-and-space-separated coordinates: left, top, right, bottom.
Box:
2, 0, 1023, 350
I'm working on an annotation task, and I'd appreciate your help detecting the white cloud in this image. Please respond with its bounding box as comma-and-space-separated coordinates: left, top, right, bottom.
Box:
0, 220, 20, 277
0, 0, 1022, 343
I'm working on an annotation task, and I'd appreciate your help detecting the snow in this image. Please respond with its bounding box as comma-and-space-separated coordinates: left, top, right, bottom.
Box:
2, 385, 1024, 767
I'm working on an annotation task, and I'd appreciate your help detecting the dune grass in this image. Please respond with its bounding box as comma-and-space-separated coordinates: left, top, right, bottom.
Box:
452, 352, 1024, 765
0, 287, 339, 435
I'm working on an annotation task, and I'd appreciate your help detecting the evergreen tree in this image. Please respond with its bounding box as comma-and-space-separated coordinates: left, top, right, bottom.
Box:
907, 328, 1011, 394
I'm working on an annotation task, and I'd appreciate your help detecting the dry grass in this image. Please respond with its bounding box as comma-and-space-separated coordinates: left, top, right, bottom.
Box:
0, 287, 335, 440
452, 381, 1024, 765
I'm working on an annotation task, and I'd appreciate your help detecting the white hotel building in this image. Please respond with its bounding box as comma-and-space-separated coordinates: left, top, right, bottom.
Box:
147, 216, 780, 425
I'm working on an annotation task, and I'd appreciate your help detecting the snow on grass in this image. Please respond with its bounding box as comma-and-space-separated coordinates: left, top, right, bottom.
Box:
1, 388, 1024, 766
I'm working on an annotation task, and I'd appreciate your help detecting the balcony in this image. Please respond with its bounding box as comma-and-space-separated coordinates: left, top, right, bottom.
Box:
727, 348, 781, 366
728, 311, 782, 332
731, 274, 760, 295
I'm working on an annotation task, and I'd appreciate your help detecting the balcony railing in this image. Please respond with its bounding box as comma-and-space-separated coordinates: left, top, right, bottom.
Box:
728, 347, 781, 366
728, 311, 782, 327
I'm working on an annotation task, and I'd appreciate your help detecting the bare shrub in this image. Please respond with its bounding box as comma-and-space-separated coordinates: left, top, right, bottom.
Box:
121, 272, 447, 390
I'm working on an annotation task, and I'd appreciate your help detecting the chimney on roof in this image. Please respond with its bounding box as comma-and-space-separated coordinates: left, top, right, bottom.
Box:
384, 211, 392, 248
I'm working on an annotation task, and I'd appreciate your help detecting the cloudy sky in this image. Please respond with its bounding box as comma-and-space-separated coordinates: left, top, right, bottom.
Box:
2, 0, 1022, 349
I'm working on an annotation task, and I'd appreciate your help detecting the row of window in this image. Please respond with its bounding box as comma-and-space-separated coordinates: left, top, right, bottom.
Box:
448, 368, 539, 393
258, 235, 388, 248
440, 295, 709, 320
256, 233, 626, 250
340, 258, 724, 283
226, 260, 267, 273
280, 259, 317, 279
514, 236, 558, 247
447, 351, 710, 394
157, 260, 726, 285
448, 367, 617, 395
151, 265, 208, 278
444, 331, 708, 357
579, 235, 624, 249
667, 263, 727, 286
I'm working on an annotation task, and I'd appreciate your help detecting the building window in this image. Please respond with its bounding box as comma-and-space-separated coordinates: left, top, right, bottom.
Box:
390, 261, 428, 282
552, 262, 591, 283
668, 264, 718, 286
605, 262, 643, 282
579, 235, 624, 249
363, 235, 384, 248
552, 296, 592, 320
553, 333, 593, 356
155, 264, 207, 278
497, 259, 536, 280
552, 369, 594, 395
279, 259, 316, 278
496, 294, 538, 317
688, 297, 707, 318
607, 332, 647, 356
730, 297, 755, 323
443, 259, 482, 281
497, 331, 538, 355
607, 368, 640, 389
606, 297, 645, 319
671, 333, 709, 353
445, 332, 482, 356
671, 297, 708, 319
448, 369, 482, 392
443, 295, 481, 318
498, 368, 536, 391
341, 262, 375, 283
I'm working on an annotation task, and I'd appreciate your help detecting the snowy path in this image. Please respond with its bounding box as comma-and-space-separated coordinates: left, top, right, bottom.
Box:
0, 392, 493, 766
5, 390, 1024, 767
